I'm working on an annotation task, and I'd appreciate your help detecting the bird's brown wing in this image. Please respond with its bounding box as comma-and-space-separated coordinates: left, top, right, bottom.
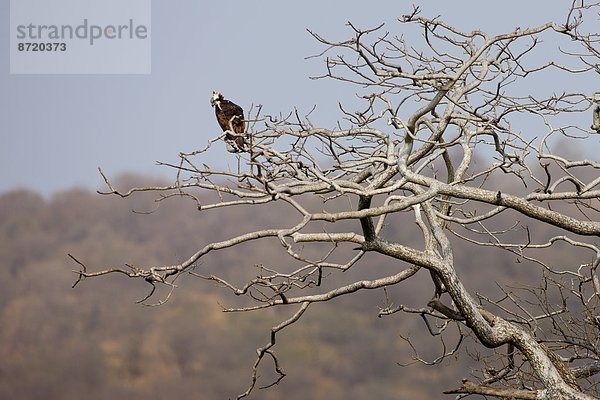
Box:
216, 101, 245, 133
216, 100, 247, 151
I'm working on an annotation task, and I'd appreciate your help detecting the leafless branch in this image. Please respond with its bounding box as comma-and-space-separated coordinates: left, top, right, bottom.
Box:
76, 3, 600, 398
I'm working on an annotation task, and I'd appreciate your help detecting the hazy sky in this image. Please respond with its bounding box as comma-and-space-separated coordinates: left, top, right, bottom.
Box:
0, 1, 583, 195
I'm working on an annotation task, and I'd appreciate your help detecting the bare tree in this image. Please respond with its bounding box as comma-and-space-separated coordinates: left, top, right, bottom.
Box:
72, 3, 600, 399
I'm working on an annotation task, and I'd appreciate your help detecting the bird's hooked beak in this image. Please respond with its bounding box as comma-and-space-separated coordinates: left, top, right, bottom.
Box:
210, 96, 221, 110
210, 91, 222, 109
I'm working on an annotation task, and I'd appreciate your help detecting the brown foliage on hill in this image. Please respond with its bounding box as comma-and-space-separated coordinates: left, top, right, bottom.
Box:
0, 174, 569, 400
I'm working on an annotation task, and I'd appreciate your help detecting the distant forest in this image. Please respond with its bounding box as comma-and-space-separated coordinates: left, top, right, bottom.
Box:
0, 174, 558, 400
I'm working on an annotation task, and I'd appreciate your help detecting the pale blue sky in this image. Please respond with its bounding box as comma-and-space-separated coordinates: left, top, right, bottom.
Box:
0, 1, 586, 195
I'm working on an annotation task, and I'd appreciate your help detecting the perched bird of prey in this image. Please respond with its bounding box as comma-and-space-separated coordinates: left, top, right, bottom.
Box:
210, 91, 247, 152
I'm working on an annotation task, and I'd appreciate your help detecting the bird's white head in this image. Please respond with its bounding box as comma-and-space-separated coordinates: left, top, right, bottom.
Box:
210, 91, 224, 107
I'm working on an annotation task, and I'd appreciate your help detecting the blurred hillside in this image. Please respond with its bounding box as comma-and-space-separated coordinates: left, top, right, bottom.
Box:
0, 174, 550, 400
